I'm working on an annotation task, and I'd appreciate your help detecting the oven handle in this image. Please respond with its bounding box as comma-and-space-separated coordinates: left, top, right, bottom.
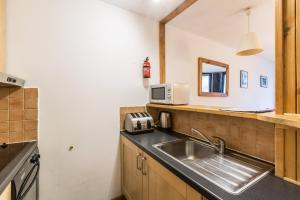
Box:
16, 161, 40, 200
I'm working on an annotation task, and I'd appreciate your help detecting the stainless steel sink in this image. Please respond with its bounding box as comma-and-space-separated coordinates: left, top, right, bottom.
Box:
153, 138, 274, 195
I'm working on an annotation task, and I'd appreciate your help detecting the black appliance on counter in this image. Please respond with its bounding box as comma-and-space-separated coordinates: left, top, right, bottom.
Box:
12, 147, 40, 200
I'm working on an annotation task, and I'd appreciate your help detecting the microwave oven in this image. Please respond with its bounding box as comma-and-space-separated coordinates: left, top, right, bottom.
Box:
150, 83, 190, 105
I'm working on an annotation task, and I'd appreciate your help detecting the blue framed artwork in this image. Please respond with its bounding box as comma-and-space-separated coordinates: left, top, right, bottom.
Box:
260, 75, 268, 88
240, 70, 248, 88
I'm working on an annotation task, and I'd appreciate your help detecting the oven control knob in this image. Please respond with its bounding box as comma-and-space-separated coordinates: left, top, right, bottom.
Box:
30, 154, 41, 164
0, 143, 7, 149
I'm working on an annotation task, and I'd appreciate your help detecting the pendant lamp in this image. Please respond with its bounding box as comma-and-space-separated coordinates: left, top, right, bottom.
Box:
237, 8, 263, 56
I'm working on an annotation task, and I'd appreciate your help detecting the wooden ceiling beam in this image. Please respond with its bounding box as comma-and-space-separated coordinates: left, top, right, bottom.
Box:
159, 0, 198, 83
160, 0, 198, 24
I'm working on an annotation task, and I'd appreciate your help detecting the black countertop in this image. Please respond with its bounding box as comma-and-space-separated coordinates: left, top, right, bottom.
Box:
0, 142, 37, 194
121, 130, 300, 200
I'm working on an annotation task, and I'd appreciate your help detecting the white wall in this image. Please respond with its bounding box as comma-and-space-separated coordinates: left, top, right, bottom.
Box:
6, 0, 159, 199
166, 25, 275, 108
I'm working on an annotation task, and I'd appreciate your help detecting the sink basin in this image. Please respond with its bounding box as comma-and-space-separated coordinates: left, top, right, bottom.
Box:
153, 138, 274, 195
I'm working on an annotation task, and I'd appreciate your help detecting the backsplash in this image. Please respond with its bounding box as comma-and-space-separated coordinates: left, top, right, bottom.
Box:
148, 107, 275, 162
120, 106, 146, 130
0, 88, 38, 144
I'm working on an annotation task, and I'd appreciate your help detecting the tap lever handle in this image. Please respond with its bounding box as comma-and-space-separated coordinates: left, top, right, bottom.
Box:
191, 128, 226, 154
212, 136, 225, 154
211, 136, 225, 145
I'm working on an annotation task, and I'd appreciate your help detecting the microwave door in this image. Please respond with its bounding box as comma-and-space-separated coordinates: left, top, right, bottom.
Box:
151, 87, 166, 103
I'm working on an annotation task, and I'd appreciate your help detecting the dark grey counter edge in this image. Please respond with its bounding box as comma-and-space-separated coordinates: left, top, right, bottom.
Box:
121, 130, 300, 200
0, 141, 38, 194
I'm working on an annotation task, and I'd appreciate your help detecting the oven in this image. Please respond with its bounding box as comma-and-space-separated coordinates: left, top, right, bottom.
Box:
12, 148, 40, 200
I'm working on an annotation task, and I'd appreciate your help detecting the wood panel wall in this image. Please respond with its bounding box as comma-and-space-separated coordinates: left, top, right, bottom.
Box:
296, 0, 300, 183
275, 0, 300, 184
148, 107, 275, 162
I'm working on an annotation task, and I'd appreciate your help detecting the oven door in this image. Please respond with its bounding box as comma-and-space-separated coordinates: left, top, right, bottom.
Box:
12, 154, 40, 200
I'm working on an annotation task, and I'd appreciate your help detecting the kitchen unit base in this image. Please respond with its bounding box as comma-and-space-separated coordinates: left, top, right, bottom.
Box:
121, 135, 207, 200
121, 130, 300, 200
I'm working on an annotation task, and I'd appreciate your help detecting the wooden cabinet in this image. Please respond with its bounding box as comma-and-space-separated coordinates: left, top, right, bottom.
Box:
0, 183, 11, 200
142, 153, 186, 200
187, 186, 207, 200
121, 136, 208, 200
121, 136, 143, 200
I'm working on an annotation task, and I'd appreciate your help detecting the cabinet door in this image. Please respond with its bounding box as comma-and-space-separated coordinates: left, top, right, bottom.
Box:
142, 153, 187, 200
187, 185, 208, 200
0, 183, 11, 200
121, 136, 143, 200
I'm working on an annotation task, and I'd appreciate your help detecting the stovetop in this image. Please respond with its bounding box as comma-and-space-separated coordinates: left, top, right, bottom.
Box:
0, 143, 31, 172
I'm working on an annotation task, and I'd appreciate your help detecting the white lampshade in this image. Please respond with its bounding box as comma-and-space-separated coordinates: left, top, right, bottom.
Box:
236, 32, 264, 56
237, 8, 264, 56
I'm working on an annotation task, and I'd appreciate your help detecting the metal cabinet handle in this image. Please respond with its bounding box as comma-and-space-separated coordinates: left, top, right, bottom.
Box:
136, 153, 142, 170
141, 157, 147, 176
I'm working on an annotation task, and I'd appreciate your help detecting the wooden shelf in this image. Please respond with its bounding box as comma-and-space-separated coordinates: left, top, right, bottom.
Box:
257, 113, 300, 129
146, 104, 300, 129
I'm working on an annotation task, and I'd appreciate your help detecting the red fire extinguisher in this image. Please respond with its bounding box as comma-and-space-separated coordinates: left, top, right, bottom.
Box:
143, 57, 151, 78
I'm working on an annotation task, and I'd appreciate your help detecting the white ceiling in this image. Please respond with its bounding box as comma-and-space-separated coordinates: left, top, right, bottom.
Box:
100, 0, 185, 21
101, 0, 275, 62
169, 0, 275, 62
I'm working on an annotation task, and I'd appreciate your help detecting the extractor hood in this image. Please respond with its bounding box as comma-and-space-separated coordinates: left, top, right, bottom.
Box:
0, 72, 25, 87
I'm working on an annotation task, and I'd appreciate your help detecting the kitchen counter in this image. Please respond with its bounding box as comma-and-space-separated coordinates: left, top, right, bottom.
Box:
0, 141, 37, 194
121, 129, 300, 200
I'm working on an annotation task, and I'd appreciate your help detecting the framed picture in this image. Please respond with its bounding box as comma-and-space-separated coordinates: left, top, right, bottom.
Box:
260, 75, 268, 88
240, 70, 248, 88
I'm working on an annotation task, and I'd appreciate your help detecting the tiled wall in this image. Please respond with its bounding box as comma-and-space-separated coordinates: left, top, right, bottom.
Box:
148, 107, 275, 163
0, 88, 38, 144
120, 106, 275, 162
